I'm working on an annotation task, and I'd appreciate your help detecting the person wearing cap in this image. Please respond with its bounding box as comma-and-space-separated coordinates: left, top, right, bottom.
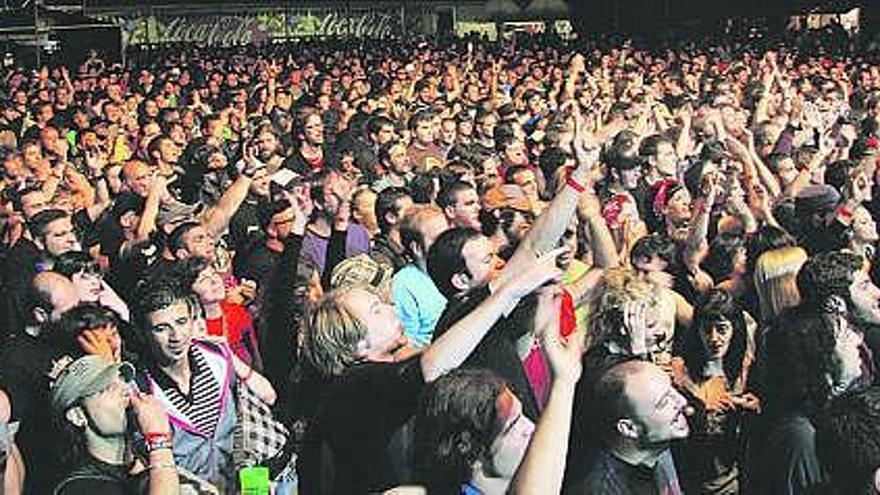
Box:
482, 183, 535, 260
330, 253, 394, 296
391, 204, 450, 348
50, 355, 180, 494
795, 183, 841, 254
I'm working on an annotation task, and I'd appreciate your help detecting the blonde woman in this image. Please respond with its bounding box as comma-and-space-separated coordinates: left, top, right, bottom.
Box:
753, 246, 808, 325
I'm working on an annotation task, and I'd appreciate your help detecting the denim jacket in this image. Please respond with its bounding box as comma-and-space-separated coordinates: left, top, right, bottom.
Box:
147, 341, 238, 493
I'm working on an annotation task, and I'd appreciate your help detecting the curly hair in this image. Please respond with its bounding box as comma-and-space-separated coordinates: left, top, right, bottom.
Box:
761, 305, 837, 418
797, 250, 864, 306
586, 267, 655, 350
815, 387, 880, 495
413, 368, 507, 495
681, 290, 748, 385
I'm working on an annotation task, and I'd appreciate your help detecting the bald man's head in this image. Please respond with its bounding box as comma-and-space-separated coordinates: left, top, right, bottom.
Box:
31, 271, 79, 323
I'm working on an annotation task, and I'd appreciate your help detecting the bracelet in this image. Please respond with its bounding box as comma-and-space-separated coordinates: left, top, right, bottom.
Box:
146, 438, 173, 452
566, 176, 586, 193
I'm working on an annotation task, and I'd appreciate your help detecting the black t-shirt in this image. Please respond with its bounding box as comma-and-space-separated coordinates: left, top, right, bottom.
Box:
298, 355, 425, 495
227, 199, 263, 255
53, 459, 141, 495
570, 448, 683, 495
750, 413, 829, 495
107, 236, 163, 301
0, 333, 65, 494
234, 243, 281, 292
432, 286, 541, 421
0, 238, 40, 340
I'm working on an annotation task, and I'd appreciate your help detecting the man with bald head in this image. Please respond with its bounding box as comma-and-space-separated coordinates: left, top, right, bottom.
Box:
0, 272, 79, 494
569, 360, 690, 495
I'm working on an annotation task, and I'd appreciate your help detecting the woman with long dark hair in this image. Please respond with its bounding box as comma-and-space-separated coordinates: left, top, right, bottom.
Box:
674, 290, 760, 494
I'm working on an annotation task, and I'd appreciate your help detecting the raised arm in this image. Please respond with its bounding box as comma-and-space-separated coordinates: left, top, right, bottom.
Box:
509, 306, 583, 495
262, 189, 311, 398
202, 155, 260, 237
421, 249, 563, 382
498, 104, 600, 288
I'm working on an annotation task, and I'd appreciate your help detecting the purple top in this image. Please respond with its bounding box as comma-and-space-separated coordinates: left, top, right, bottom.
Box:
300, 223, 371, 274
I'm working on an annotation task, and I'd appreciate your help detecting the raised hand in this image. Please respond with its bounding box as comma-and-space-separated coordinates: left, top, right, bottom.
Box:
537, 286, 585, 387
129, 392, 172, 436
77, 329, 114, 362
623, 298, 651, 356
505, 247, 566, 300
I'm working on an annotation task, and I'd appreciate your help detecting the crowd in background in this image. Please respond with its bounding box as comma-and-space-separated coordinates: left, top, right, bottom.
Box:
1, 18, 880, 494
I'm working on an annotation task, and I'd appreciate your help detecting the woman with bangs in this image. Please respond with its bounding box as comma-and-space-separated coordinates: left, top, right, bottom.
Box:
674, 289, 760, 494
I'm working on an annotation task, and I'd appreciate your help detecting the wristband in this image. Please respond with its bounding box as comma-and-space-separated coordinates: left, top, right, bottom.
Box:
144, 431, 172, 442
566, 176, 586, 193
146, 437, 173, 452
144, 431, 173, 452
241, 367, 254, 383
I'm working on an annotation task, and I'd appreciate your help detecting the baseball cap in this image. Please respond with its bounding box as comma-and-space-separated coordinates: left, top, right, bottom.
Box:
795, 184, 841, 216
482, 184, 532, 213
50, 355, 135, 412
330, 254, 393, 290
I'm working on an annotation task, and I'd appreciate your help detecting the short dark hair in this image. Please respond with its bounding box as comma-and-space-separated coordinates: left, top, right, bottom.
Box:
367, 115, 394, 137
146, 134, 171, 163
638, 134, 671, 158
52, 303, 121, 357
132, 275, 195, 330
702, 233, 745, 281
29, 208, 70, 243
258, 199, 291, 231
414, 368, 507, 494
166, 221, 201, 255
168, 257, 212, 292
427, 227, 482, 299
436, 180, 475, 210
593, 360, 642, 440
408, 109, 434, 131
53, 251, 100, 279
375, 187, 410, 234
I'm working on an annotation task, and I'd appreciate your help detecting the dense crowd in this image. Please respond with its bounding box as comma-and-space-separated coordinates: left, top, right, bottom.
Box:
1, 19, 880, 494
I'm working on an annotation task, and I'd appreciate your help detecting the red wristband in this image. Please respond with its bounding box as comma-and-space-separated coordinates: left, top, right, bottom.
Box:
144, 431, 172, 442
566, 176, 586, 193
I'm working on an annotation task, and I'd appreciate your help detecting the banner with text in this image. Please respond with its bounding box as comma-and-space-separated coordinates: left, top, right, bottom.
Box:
109, 8, 402, 46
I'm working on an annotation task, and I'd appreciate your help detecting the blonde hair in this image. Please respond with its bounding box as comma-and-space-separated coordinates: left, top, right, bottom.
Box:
304, 285, 372, 377
586, 267, 655, 349
753, 246, 808, 323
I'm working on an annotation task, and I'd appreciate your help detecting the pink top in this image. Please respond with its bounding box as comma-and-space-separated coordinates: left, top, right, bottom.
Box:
522, 342, 552, 411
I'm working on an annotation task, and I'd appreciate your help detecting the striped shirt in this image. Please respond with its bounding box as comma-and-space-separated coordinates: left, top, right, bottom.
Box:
161, 348, 222, 437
